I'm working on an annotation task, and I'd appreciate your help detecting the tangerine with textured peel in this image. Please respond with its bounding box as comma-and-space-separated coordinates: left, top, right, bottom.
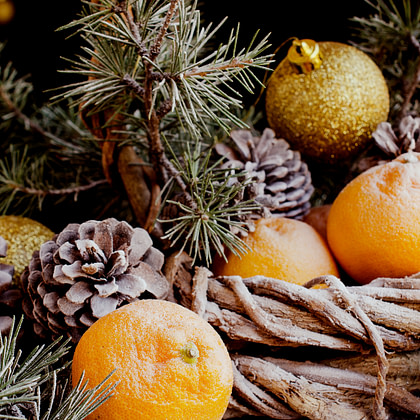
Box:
72, 299, 233, 420
213, 217, 339, 285
327, 152, 420, 284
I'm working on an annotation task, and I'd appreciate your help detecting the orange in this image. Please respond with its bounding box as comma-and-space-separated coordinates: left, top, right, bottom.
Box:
213, 217, 339, 285
326, 152, 420, 284
72, 299, 233, 420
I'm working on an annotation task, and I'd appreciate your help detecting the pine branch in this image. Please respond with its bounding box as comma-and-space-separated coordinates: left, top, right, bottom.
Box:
160, 139, 260, 265
350, 0, 420, 121
55, 0, 271, 157
0, 317, 116, 420
0, 51, 121, 220
43, 370, 116, 420
53, 0, 272, 260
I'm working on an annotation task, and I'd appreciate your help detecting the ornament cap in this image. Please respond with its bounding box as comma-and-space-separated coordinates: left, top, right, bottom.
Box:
287, 39, 322, 74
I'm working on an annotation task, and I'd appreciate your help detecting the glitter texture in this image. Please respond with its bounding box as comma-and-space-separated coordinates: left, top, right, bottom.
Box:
0, 215, 54, 279
265, 41, 390, 163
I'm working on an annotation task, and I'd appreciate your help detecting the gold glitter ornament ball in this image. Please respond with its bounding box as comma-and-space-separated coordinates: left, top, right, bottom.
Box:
265, 39, 390, 163
0, 215, 54, 280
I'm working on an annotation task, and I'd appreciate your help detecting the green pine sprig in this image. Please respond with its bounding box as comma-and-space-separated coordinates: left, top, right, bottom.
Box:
160, 139, 260, 265
0, 317, 116, 420
0, 48, 123, 221
56, 0, 272, 140
350, 0, 420, 121
51, 0, 272, 262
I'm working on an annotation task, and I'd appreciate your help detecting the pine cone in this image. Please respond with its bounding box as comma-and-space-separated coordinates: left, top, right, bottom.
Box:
372, 116, 420, 156
21, 218, 169, 343
215, 128, 314, 224
0, 236, 24, 336
352, 116, 420, 174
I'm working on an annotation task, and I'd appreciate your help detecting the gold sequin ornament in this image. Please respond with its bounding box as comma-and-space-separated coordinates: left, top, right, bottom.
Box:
0, 215, 54, 280
265, 39, 390, 163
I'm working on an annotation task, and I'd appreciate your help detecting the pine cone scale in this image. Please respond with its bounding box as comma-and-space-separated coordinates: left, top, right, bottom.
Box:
66, 281, 94, 303
43, 291, 60, 314
90, 295, 118, 318
94, 279, 118, 298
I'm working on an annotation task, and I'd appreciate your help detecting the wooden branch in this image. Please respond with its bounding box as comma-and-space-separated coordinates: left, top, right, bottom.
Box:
321, 350, 420, 392
311, 276, 389, 420
263, 357, 420, 416
231, 362, 300, 419
346, 285, 420, 303
219, 275, 364, 350
191, 266, 211, 317
319, 289, 420, 337
234, 356, 372, 420
165, 253, 420, 419
204, 302, 363, 351
207, 277, 339, 334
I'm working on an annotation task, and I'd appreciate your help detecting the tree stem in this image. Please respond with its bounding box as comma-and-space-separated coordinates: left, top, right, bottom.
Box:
142, 0, 179, 183
6, 179, 108, 198
150, 0, 179, 59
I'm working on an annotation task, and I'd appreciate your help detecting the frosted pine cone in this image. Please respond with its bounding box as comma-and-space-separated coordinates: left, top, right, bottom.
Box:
372, 115, 420, 156
216, 128, 314, 223
352, 116, 420, 174
21, 218, 169, 343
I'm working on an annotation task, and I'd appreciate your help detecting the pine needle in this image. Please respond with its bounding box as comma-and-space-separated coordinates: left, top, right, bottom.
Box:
0, 317, 116, 420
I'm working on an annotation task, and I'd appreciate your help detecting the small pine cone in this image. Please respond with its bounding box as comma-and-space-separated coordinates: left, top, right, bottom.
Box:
352, 116, 420, 175
0, 236, 24, 336
21, 218, 169, 343
372, 116, 420, 157
216, 128, 314, 223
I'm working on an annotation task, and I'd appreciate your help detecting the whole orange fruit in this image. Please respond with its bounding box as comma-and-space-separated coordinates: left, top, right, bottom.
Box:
213, 217, 339, 285
72, 299, 233, 420
327, 152, 420, 284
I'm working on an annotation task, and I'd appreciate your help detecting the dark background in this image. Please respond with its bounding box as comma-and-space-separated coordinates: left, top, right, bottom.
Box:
0, 0, 375, 229
0, 0, 374, 101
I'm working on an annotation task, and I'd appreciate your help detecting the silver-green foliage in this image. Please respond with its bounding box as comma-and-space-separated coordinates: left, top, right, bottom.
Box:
350, 0, 420, 119
0, 317, 115, 420
58, 0, 272, 139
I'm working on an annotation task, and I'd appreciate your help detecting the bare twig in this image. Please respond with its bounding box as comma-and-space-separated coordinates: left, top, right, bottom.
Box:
5, 179, 108, 199
150, 0, 179, 59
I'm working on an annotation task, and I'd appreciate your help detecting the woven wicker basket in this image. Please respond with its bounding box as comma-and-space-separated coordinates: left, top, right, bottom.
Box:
165, 252, 420, 420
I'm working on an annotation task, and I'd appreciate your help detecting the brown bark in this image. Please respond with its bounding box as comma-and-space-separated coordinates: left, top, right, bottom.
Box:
164, 253, 420, 419
116, 146, 161, 230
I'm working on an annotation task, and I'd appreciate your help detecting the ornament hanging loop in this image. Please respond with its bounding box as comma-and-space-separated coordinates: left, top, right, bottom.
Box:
287, 39, 323, 74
